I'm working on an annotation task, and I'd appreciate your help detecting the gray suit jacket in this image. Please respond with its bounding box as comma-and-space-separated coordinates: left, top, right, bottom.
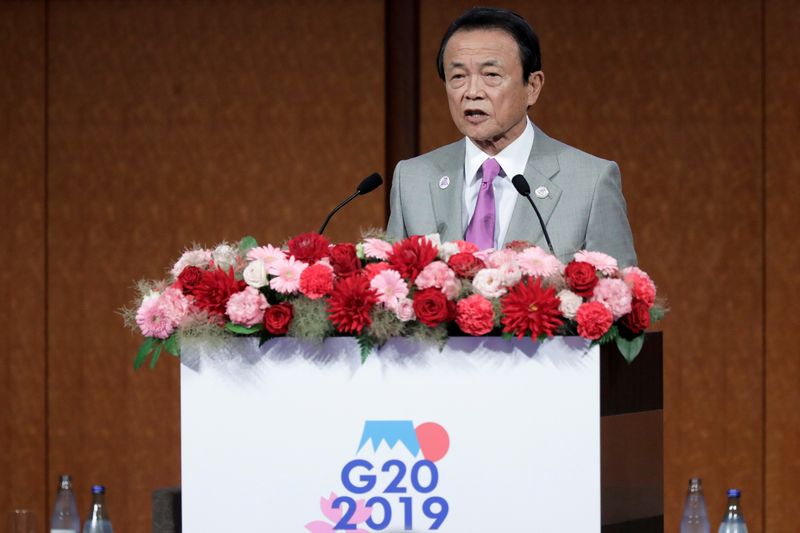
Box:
386, 124, 637, 267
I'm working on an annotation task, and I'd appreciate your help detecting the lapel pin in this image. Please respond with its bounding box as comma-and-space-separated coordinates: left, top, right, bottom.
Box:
534, 186, 549, 199
438, 176, 450, 189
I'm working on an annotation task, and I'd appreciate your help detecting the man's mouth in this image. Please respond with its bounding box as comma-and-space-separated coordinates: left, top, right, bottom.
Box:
464, 109, 488, 123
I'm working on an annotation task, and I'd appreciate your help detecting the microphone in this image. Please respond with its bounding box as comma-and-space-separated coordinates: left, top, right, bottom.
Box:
511, 174, 556, 256
318, 173, 383, 234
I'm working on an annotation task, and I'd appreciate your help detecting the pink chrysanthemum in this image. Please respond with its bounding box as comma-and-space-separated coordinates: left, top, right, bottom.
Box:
269, 256, 307, 294
159, 287, 190, 325
362, 238, 393, 260
247, 245, 287, 274
574, 250, 618, 276
226, 286, 269, 327
517, 246, 563, 278
136, 294, 176, 339
485, 248, 518, 269
590, 278, 633, 319
370, 269, 409, 311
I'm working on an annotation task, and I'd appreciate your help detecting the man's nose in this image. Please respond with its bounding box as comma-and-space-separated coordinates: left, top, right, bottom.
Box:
465, 75, 485, 99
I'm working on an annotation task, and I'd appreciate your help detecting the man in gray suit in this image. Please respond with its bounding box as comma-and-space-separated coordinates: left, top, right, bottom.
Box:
386, 7, 637, 267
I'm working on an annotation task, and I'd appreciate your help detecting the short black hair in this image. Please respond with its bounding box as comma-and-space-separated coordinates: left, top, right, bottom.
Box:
436, 7, 542, 83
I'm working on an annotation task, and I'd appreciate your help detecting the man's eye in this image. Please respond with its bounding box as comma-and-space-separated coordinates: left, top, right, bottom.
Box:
451, 74, 464, 80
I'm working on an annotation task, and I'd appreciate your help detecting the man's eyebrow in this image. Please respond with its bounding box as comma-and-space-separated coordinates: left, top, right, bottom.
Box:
447, 59, 502, 69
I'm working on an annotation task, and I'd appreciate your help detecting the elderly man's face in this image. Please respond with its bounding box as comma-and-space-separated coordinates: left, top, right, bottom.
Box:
443, 29, 544, 155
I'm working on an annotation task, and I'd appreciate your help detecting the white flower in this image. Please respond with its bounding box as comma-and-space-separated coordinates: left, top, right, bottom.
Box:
471, 268, 507, 298
424, 233, 442, 249
395, 298, 416, 322
212, 244, 238, 271
557, 289, 583, 319
243, 260, 269, 288
170, 249, 212, 278
438, 241, 461, 262
498, 263, 522, 287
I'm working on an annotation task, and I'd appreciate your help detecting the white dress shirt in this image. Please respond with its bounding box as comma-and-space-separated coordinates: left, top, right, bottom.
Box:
463, 118, 535, 248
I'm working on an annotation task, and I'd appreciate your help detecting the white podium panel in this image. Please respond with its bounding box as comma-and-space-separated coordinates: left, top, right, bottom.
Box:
181, 336, 600, 532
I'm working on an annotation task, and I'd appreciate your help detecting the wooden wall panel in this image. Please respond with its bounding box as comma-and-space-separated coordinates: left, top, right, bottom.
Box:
765, 0, 800, 531
420, 1, 764, 530
46, 1, 384, 530
0, 2, 47, 531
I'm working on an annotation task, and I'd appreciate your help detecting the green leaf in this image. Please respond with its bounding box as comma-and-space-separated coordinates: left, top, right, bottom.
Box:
615, 333, 645, 364
149, 343, 164, 369
357, 335, 375, 364
134, 337, 156, 370
225, 322, 264, 335
650, 305, 666, 323
164, 334, 180, 357
238, 235, 258, 255
597, 324, 619, 345
501, 331, 514, 341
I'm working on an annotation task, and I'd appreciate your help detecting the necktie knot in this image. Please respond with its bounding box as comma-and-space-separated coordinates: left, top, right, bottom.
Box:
481, 158, 501, 184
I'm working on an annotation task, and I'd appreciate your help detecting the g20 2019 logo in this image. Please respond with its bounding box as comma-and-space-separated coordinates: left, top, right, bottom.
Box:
305, 420, 450, 532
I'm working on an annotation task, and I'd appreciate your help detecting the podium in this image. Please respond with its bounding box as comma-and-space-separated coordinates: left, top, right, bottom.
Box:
180, 334, 662, 532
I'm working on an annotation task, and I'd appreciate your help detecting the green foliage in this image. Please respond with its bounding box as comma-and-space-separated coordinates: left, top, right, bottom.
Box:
406, 322, 448, 349
287, 297, 334, 342
238, 235, 258, 255
134, 338, 156, 370
149, 343, 163, 369
615, 333, 645, 364
367, 309, 406, 345
357, 334, 375, 364
597, 324, 619, 345
650, 303, 667, 323
225, 322, 264, 335
164, 334, 180, 357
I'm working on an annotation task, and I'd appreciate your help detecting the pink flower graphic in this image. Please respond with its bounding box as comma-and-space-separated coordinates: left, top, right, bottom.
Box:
305, 492, 372, 533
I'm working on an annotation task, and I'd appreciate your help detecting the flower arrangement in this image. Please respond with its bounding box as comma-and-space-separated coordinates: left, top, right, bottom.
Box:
123, 233, 665, 369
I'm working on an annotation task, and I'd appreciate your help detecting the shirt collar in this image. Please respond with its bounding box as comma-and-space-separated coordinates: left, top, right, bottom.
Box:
464, 118, 535, 182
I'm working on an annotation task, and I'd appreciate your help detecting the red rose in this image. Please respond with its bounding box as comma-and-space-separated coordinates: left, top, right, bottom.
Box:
500, 278, 563, 339
620, 300, 651, 334
388, 236, 439, 282
575, 301, 614, 340
192, 267, 246, 316
177, 265, 204, 295
329, 243, 361, 278
564, 261, 599, 297
456, 294, 495, 335
412, 288, 455, 327
287, 232, 330, 263
447, 253, 486, 279
264, 302, 294, 335
327, 274, 378, 334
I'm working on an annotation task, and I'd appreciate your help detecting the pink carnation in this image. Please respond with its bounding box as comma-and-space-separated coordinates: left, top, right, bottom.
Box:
370, 269, 409, 311
576, 301, 614, 340
159, 287, 190, 325
299, 263, 335, 299
622, 266, 657, 306
415, 261, 461, 300
590, 278, 633, 319
574, 250, 618, 275
136, 294, 176, 339
226, 286, 268, 327
362, 238, 393, 260
170, 249, 212, 278
485, 249, 518, 269
455, 240, 479, 254
456, 294, 495, 336
269, 256, 307, 294
517, 246, 563, 278
394, 298, 416, 322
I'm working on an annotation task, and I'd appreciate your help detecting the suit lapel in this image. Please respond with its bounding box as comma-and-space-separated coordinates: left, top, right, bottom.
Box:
428, 140, 466, 242
503, 125, 563, 246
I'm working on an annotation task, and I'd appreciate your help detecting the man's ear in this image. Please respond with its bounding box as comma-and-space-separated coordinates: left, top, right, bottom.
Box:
527, 71, 545, 107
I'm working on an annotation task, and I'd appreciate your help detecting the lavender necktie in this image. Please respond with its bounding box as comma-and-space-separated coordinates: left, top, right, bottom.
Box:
465, 158, 502, 250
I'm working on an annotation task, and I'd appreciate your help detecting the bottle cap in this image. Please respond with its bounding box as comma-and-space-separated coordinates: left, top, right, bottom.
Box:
91, 485, 106, 494
727, 488, 741, 498
59, 474, 72, 489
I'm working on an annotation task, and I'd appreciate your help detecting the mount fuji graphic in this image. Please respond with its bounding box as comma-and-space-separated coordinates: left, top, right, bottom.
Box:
357, 420, 420, 456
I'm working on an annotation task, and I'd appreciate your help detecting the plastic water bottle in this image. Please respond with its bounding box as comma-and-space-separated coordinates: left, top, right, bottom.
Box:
718, 488, 748, 533
82, 485, 113, 533
680, 477, 710, 533
50, 474, 80, 533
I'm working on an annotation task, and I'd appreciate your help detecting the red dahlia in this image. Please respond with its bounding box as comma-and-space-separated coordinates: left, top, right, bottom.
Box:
500, 277, 563, 339
388, 235, 438, 282
327, 274, 378, 334
192, 267, 246, 316
287, 232, 330, 263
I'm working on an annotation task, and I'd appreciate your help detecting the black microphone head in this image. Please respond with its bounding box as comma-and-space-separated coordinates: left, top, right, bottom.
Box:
356, 173, 383, 195
511, 174, 531, 196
